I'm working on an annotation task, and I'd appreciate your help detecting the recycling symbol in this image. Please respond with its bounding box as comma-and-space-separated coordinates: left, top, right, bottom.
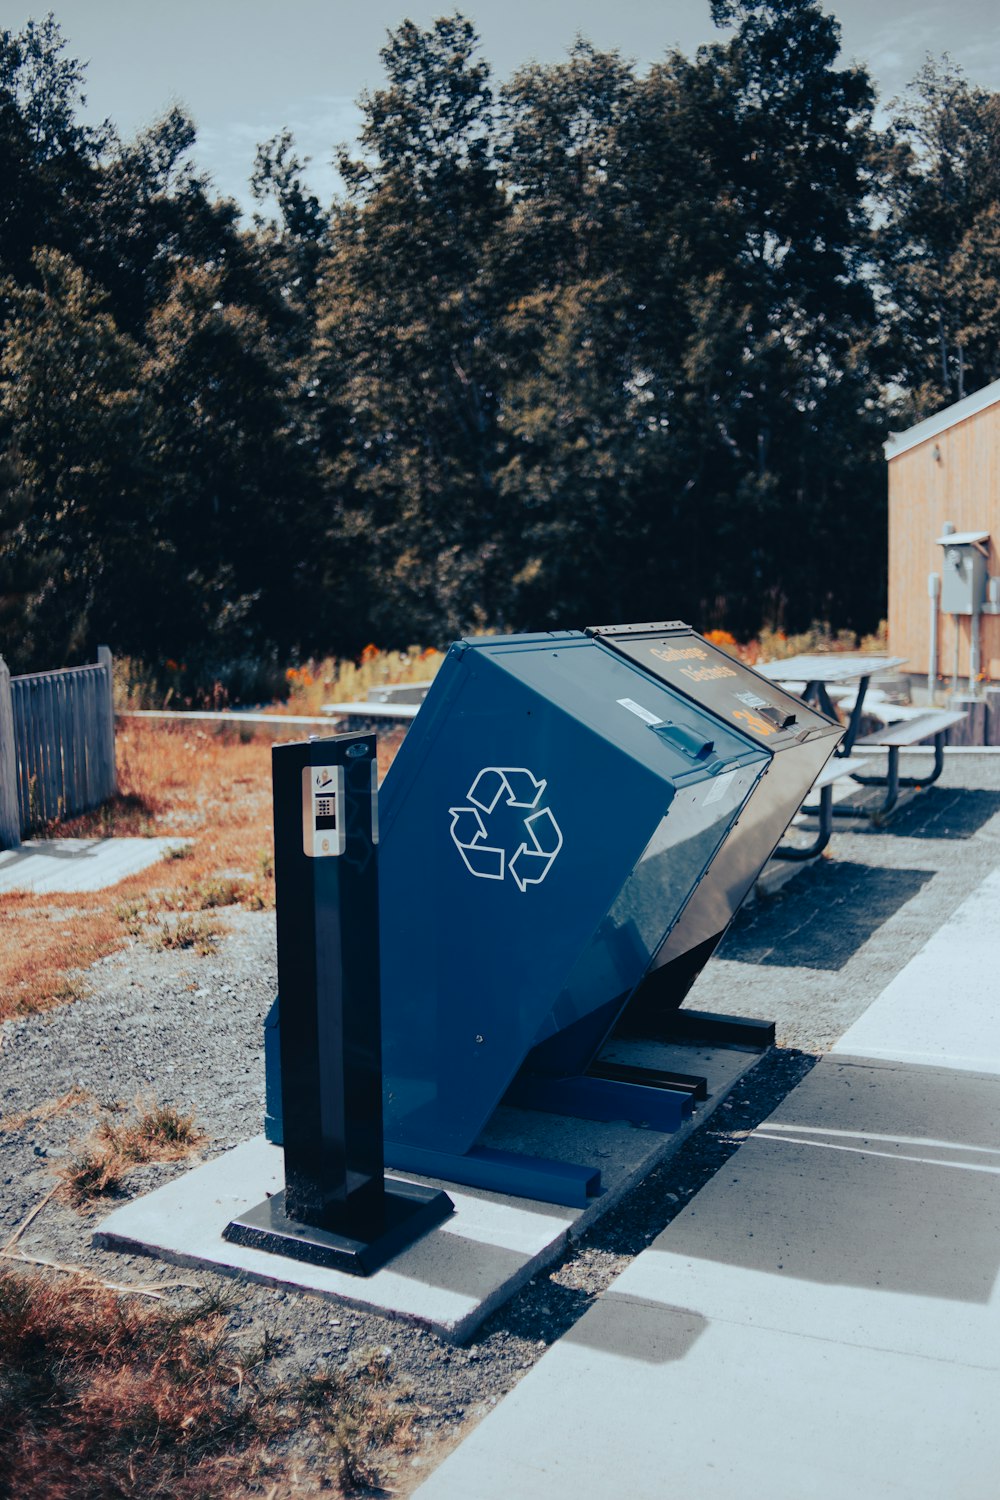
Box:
449, 767, 563, 892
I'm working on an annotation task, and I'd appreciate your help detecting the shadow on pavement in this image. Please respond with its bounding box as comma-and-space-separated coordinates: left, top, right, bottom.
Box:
721, 862, 933, 971
846, 786, 1000, 841
563, 1295, 708, 1364
653, 1056, 1000, 1304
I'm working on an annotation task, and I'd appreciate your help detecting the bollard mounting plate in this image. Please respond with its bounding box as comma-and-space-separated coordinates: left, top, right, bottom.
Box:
225, 1179, 453, 1277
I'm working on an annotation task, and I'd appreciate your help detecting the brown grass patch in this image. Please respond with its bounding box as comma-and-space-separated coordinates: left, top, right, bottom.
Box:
0, 718, 414, 1022
0, 1270, 422, 1498
58, 1101, 206, 1207
151, 915, 222, 955
295, 1349, 419, 1492
0, 1270, 286, 1498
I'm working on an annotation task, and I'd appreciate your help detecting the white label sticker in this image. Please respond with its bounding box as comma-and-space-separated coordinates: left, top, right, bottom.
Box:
703, 770, 737, 806
617, 697, 663, 727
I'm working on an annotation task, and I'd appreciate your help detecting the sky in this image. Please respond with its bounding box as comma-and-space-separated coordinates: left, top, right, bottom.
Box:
28, 0, 1000, 213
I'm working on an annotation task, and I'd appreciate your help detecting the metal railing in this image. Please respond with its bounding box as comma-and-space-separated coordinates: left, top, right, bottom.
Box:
0, 648, 117, 849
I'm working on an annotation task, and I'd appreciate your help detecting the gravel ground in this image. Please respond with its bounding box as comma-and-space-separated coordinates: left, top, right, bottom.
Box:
3, 752, 999, 1492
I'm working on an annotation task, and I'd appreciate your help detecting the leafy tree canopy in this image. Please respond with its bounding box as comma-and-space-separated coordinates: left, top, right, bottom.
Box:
2, 6, 1000, 684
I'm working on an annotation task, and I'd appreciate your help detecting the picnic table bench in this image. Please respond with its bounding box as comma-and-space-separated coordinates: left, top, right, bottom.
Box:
848, 708, 968, 818
321, 701, 421, 721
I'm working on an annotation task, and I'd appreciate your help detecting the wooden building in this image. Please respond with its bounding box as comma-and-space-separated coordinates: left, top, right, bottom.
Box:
886, 378, 1000, 686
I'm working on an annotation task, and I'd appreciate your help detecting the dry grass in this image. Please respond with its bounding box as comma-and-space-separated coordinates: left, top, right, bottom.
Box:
294, 1350, 418, 1492
280, 643, 443, 716
0, 718, 405, 1022
735, 618, 890, 666
57, 1100, 206, 1206
0, 1269, 421, 1498
151, 915, 223, 955
0, 1085, 93, 1136
0, 1270, 285, 1498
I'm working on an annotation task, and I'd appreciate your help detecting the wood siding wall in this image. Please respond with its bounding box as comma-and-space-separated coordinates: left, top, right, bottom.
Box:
888, 402, 1000, 684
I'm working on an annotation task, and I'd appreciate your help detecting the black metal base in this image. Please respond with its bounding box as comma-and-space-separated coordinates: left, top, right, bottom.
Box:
588, 1059, 709, 1102
223, 1180, 454, 1277
654, 1008, 776, 1050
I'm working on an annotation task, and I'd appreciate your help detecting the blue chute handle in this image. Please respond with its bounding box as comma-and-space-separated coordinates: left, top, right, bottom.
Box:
651, 720, 716, 761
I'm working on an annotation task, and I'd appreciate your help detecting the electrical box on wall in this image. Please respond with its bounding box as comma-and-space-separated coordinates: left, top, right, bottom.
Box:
936, 528, 990, 615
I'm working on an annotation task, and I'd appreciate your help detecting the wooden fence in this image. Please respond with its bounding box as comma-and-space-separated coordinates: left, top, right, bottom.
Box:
0, 648, 117, 849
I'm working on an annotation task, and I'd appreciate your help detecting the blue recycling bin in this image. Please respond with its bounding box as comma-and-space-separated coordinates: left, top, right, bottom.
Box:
376, 624, 840, 1198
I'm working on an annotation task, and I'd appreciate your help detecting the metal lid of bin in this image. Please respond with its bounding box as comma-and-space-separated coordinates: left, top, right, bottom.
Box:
588, 621, 689, 636
587, 622, 839, 750
458, 632, 768, 785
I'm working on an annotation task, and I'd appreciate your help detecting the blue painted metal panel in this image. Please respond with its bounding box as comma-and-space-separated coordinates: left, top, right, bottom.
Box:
504, 1072, 693, 1131
384, 1141, 601, 1208
264, 996, 282, 1144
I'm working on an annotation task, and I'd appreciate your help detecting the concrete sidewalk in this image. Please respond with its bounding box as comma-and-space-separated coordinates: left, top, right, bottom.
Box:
0, 836, 190, 893
414, 867, 1000, 1499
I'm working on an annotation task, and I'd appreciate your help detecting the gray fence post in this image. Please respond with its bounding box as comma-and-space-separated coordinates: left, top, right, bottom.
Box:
0, 655, 21, 849
96, 646, 118, 797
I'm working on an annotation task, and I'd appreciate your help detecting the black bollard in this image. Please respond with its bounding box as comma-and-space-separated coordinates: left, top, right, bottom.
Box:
225, 732, 452, 1274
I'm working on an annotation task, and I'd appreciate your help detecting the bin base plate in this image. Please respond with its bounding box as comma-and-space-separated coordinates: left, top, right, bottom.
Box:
223, 1180, 453, 1277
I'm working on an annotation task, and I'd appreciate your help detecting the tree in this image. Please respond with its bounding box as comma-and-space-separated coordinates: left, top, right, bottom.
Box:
83, 106, 240, 341
498, 40, 634, 290
493, 0, 886, 635
309, 14, 510, 646
880, 59, 1000, 413
619, 0, 885, 632
141, 260, 314, 670
251, 127, 329, 332
0, 249, 156, 664
0, 16, 105, 289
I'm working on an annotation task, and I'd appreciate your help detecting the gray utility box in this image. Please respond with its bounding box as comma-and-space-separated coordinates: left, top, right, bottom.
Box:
937, 530, 990, 615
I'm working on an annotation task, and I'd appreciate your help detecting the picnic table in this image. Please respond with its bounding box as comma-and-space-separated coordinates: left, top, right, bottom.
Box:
756, 654, 908, 754
758, 654, 968, 833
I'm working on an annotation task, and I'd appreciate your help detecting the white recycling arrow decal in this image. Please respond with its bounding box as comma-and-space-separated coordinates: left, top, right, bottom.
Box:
449, 767, 563, 891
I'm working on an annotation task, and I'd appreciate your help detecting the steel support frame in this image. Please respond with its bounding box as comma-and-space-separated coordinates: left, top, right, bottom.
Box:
773, 782, 836, 861
831, 733, 948, 822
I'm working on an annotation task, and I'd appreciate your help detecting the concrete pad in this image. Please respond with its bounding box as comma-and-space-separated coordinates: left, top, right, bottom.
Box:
832, 867, 1000, 1072
411, 1298, 1000, 1500
96, 1137, 574, 1342
94, 1039, 761, 1342
0, 837, 190, 894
